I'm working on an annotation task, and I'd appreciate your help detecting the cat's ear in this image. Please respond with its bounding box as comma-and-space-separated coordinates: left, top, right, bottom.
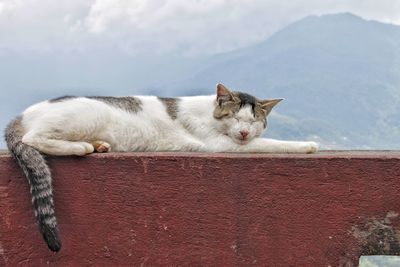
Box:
216, 83, 235, 105
259, 99, 283, 115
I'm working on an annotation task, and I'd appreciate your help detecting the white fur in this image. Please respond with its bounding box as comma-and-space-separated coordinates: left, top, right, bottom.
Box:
20, 95, 318, 155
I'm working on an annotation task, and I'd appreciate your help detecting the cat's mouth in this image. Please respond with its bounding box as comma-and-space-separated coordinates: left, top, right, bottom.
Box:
227, 133, 251, 145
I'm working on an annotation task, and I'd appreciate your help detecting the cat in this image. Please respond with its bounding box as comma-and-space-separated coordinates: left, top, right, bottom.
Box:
5, 83, 318, 252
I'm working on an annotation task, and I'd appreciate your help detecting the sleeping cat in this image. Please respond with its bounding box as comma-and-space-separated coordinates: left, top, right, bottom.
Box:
5, 83, 318, 252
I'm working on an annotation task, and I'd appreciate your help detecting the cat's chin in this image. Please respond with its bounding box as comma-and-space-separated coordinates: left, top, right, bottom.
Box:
232, 138, 251, 145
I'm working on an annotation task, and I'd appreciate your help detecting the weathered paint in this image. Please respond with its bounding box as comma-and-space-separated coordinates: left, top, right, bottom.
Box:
0, 151, 400, 266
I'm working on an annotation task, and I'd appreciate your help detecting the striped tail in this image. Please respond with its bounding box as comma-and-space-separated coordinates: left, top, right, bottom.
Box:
5, 116, 61, 252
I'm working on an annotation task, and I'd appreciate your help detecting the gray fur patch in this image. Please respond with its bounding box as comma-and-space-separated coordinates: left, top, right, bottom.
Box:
159, 97, 180, 120
49, 96, 77, 103
4, 116, 24, 152
89, 96, 142, 113
49, 95, 143, 113
235, 91, 257, 110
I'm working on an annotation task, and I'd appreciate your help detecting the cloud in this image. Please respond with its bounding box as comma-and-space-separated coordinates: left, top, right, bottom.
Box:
0, 0, 400, 56
0, 0, 23, 14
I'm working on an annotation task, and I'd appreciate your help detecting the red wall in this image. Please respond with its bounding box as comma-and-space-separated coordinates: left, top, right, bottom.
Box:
1, 151, 400, 266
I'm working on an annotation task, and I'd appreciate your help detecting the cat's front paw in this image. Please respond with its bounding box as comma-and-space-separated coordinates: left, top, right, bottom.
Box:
92, 141, 111, 153
306, 141, 319, 154
73, 142, 95, 156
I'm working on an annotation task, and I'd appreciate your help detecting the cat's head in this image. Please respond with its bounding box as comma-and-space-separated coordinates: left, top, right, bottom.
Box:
213, 83, 282, 145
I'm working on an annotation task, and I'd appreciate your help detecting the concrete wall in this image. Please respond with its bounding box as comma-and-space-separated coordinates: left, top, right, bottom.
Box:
1, 151, 400, 266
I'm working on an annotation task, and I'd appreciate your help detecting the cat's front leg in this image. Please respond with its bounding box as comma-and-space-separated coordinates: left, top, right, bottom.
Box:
165, 135, 206, 152
237, 138, 319, 153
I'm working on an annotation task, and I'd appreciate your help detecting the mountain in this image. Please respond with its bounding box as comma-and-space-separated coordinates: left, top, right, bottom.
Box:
160, 13, 400, 149
1, 13, 400, 149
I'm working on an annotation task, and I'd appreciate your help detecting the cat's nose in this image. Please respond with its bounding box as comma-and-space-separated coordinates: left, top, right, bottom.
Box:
240, 130, 249, 139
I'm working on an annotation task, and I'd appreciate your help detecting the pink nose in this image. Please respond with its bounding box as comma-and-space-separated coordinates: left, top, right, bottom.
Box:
240, 130, 249, 139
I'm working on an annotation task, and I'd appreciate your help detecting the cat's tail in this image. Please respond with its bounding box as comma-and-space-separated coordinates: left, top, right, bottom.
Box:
4, 116, 61, 252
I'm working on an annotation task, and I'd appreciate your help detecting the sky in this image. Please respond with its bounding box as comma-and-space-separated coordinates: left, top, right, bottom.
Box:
0, 0, 400, 151
1, 0, 400, 57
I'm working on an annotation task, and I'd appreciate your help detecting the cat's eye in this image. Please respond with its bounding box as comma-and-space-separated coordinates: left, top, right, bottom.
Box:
234, 118, 239, 122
